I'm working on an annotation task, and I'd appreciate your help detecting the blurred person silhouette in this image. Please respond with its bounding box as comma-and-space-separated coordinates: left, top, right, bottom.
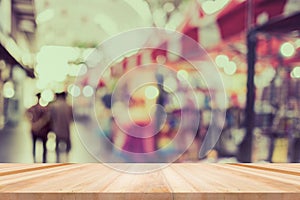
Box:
155, 71, 167, 151
199, 100, 224, 162
26, 93, 51, 163
49, 92, 73, 162
268, 98, 300, 163
287, 98, 300, 163
267, 103, 286, 162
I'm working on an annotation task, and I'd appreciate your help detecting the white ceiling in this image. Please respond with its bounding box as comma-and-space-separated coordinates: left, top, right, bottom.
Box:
34, 0, 154, 50
34, 0, 192, 51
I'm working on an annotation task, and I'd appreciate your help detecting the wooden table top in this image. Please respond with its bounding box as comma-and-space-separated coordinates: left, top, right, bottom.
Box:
0, 163, 300, 199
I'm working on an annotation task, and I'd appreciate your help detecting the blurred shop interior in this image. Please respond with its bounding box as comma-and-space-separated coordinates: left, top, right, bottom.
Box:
0, 0, 300, 163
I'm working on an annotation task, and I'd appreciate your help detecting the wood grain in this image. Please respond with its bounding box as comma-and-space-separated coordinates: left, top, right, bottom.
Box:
0, 163, 299, 199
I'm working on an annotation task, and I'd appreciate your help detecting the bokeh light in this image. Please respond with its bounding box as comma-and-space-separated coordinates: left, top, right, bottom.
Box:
41, 89, 55, 102
224, 61, 237, 75
280, 42, 295, 58
3, 81, 15, 98
291, 66, 300, 78
144, 85, 159, 100
83, 85, 94, 97
68, 84, 81, 97
215, 54, 229, 68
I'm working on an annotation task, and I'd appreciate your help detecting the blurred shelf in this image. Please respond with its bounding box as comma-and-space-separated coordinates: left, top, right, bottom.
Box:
0, 163, 300, 199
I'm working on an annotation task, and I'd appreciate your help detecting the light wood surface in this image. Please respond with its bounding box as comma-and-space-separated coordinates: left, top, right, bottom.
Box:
0, 163, 300, 199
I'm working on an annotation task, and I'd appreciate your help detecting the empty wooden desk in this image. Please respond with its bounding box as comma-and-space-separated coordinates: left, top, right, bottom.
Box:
0, 163, 300, 199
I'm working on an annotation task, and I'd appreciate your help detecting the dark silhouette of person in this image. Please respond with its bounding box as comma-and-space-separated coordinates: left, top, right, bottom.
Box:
26, 93, 51, 163
49, 92, 73, 162
154, 71, 167, 150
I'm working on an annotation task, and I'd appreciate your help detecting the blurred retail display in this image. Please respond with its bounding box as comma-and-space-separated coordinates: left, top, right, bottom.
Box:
0, 0, 299, 163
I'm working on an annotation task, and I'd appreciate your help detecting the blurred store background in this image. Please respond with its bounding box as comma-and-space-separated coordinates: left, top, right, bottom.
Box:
0, 0, 300, 163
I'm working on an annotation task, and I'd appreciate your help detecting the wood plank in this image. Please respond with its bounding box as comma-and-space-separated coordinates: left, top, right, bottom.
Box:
170, 164, 291, 192
231, 163, 300, 174
0, 164, 81, 189
0, 163, 69, 175
220, 164, 300, 186
0, 164, 299, 200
